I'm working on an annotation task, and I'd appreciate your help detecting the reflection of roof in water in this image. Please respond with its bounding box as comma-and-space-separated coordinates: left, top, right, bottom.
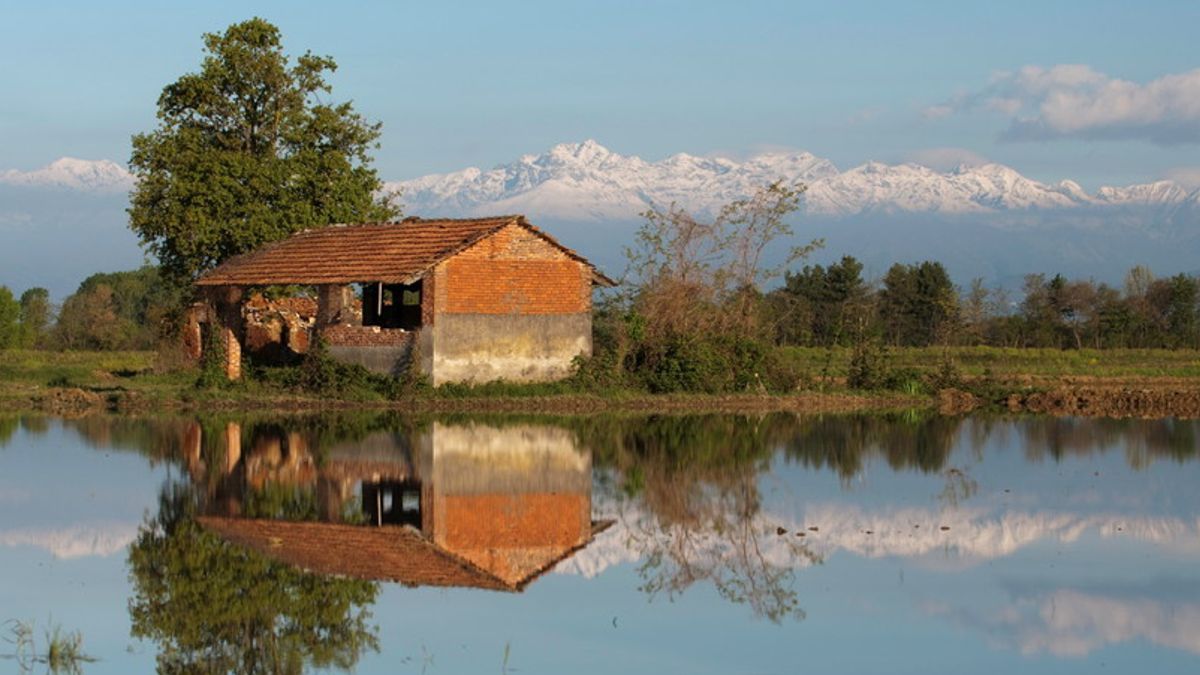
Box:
198, 516, 613, 592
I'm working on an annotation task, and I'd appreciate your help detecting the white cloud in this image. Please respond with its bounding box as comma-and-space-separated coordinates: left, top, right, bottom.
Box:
929, 65, 1200, 145
0, 522, 138, 559
932, 590, 1200, 657
904, 147, 989, 171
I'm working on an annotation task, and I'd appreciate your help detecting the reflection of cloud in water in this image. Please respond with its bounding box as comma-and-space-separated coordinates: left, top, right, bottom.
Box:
0, 522, 138, 558
556, 500, 1200, 577
930, 590, 1200, 657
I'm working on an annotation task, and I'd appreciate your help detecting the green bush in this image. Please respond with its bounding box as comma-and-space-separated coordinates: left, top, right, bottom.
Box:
847, 340, 892, 390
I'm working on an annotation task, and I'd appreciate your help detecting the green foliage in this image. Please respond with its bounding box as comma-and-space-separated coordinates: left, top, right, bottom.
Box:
926, 354, 965, 390
0, 286, 19, 350
292, 338, 374, 395
878, 260, 959, 347
772, 255, 868, 346
127, 482, 379, 673
128, 18, 397, 283
258, 337, 420, 399
3, 618, 96, 674
846, 339, 892, 390
608, 182, 823, 394
54, 266, 182, 350
17, 288, 50, 349
195, 322, 229, 389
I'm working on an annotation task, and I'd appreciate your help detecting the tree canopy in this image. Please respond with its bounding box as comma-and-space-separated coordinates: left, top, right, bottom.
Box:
128, 482, 379, 674
129, 18, 397, 283
0, 286, 19, 349
54, 267, 179, 350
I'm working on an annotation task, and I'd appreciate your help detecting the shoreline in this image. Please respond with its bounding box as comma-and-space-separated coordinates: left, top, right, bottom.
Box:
7, 380, 1200, 419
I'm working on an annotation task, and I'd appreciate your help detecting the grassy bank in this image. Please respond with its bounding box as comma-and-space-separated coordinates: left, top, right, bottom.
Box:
2, 347, 1199, 416
778, 345, 1200, 380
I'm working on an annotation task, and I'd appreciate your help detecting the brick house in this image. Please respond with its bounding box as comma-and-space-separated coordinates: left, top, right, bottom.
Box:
192, 420, 611, 591
192, 216, 614, 384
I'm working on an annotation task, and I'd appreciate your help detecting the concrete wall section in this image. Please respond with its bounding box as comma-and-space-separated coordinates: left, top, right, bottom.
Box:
327, 342, 414, 377
428, 313, 592, 385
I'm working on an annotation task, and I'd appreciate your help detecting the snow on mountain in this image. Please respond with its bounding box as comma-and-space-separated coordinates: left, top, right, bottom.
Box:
387, 139, 839, 219
0, 157, 135, 193
1094, 180, 1192, 207
4, 145, 1193, 220
389, 140, 1193, 221
554, 499, 1200, 580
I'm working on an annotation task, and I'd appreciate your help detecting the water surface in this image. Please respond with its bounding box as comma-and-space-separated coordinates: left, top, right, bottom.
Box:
1, 412, 1198, 673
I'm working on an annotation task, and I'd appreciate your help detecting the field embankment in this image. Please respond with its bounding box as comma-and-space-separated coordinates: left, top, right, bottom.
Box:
2, 348, 1198, 418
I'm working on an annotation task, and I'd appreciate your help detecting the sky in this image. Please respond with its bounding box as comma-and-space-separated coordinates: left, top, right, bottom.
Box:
2, 0, 1199, 189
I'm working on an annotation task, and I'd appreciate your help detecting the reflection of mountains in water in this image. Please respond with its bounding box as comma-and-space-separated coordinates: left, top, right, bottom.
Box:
185, 421, 610, 592
560, 500, 1200, 579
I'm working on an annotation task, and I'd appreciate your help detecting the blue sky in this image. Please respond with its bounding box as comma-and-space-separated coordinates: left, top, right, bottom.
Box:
1, 0, 1198, 188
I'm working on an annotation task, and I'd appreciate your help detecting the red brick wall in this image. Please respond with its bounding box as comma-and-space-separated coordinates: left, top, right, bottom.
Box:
321, 324, 415, 347
440, 494, 590, 548
440, 224, 591, 315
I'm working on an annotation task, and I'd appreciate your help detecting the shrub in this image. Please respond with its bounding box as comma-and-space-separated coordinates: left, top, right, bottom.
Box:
847, 339, 892, 390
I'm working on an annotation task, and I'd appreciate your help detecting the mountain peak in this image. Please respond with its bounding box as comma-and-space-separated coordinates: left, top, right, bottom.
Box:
543, 139, 615, 165
390, 141, 1200, 220
0, 157, 134, 192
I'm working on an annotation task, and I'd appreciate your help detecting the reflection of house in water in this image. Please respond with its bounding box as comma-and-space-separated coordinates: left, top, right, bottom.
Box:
187, 421, 609, 591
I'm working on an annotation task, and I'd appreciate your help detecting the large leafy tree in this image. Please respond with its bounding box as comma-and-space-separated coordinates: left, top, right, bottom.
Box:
0, 286, 20, 350
18, 287, 51, 348
128, 482, 379, 674
53, 267, 179, 350
129, 18, 397, 283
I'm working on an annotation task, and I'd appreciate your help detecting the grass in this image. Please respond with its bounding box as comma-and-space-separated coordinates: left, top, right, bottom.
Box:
2, 619, 96, 674
777, 345, 1200, 380
2, 346, 1199, 415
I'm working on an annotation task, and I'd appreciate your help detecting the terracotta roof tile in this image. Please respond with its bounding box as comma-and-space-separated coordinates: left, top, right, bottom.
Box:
197, 517, 614, 591
197, 516, 514, 591
195, 216, 615, 287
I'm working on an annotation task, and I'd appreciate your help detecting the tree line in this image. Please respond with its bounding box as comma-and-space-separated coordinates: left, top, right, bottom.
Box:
1, 248, 1195, 357
0, 267, 179, 351
573, 180, 1200, 394
768, 259, 1199, 351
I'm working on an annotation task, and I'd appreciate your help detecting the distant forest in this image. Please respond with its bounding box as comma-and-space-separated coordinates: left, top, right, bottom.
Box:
0, 258, 1196, 353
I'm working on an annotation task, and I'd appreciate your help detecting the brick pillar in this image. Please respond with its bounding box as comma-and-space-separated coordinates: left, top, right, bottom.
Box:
207, 286, 244, 381
222, 326, 242, 380
316, 284, 352, 327
223, 422, 241, 476
184, 421, 203, 479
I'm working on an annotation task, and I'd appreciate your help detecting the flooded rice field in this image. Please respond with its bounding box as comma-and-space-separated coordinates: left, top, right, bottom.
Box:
1, 412, 1198, 673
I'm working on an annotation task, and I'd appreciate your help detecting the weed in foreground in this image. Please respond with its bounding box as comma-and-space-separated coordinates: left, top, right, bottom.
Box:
3, 618, 96, 674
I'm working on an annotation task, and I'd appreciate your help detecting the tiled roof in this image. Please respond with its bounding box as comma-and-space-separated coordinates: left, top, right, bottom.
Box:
197, 516, 614, 591
195, 216, 615, 287
198, 516, 514, 591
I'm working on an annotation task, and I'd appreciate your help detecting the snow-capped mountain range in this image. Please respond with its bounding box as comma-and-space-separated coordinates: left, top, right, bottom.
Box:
5, 142, 1198, 220
0, 157, 135, 193
386, 139, 1200, 220
4, 142, 1198, 298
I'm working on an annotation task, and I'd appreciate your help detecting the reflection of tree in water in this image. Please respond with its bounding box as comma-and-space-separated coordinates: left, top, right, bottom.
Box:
937, 467, 979, 508
780, 412, 964, 480
0, 416, 17, 447
1019, 417, 1200, 468
622, 472, 821, 624
587, 415, 821, 623
127, 481, 379, 674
